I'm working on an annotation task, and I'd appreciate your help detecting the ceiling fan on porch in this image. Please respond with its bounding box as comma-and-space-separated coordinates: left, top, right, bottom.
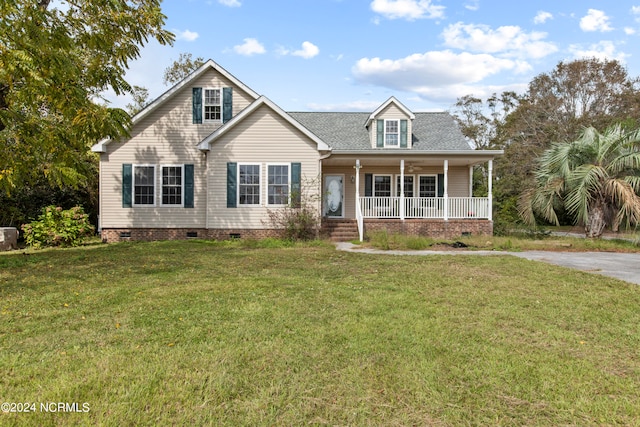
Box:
406, 163, 423, 173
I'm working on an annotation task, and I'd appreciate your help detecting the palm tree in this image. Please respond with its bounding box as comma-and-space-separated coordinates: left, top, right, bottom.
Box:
519, 125, 640, 238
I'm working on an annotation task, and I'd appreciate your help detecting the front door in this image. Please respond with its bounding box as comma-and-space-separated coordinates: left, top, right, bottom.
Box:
323, 175, 344, 217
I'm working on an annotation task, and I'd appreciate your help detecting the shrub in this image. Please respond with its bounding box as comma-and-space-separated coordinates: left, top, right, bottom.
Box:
264, 179, 321, 241
266, 204, 320, 241
21, 206, 94, 248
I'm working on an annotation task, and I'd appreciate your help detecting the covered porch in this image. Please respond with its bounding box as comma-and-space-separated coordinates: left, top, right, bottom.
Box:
321, 152, 500, 241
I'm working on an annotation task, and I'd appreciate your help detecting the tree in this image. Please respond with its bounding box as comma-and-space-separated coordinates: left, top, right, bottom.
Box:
125, 85, 151, 116
451, 92, 520, 150
0, 0, 174, 193
163, 52, 205, 86
519, 125, 640, 238
495, 58, 640, 204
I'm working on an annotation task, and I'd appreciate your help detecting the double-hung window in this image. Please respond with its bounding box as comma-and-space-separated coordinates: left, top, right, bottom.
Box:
374, 175, 392, 197
385, 120, 399, 147
268, 164, 289, 205
161, 165, 183, 206
123, 163, 193, 208
134, 165, 155, 206
419, 175, 437, 198
396, 175, 414, 197
239, 164, 260, 205
204, 89, 221, 122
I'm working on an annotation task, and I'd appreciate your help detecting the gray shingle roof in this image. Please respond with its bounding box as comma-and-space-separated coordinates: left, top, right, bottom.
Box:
287, 112, 473, 151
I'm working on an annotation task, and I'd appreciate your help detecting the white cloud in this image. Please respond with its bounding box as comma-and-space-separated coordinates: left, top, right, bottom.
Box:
175, 30, 199, 42
233, 38, 266, 56
632, 6, 640, 16
292, 41, 320, 59
625, 27, 636, 35
464, 0, 480, 11
441, 22, 557, 59
218, 0, 241, 6
533, 11, 553, 25
278, 42, 320, 59
580, 9, 613, 32
352, 50, 529, 96
370, 0, 445, 21
569, 41, 629, 62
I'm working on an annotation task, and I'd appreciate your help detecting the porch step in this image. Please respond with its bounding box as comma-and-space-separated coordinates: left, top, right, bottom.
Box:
321, 219, 359, 242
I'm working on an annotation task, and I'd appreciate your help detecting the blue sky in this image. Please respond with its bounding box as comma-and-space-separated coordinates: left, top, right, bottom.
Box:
105, 0, 640, 113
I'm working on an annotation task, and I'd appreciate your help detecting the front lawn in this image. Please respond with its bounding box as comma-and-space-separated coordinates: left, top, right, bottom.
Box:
1, 240, 639, 425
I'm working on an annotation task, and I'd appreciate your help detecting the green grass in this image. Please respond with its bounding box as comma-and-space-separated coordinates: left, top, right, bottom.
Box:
364, 229, 640, 252
1, 240, 640, 425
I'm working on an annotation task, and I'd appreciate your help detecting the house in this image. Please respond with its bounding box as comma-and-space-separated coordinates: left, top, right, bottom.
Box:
92, 59, 503, 242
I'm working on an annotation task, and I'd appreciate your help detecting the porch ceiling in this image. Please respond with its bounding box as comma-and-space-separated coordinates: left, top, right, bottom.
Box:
322, 150, 503, 168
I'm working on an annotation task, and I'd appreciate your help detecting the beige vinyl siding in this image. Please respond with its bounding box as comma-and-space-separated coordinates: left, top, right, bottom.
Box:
446, 167, 470, 197
207, 104, 321, 230
370, 104, 413, 148
99, 68, 256, 229
322, 165, 470, 219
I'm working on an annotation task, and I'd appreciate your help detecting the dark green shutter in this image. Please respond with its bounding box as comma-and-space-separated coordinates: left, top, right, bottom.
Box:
400, 120, 408, 148
365, 174, 373, 197
192, 87, 202, 124
184, 164, 194, 208
376, 120, 384, 148
223, 87, 233, 123
122, 164, 132, 208
227, 162, 237, 208
437, 174, 445, 197
291, 162, 301, 208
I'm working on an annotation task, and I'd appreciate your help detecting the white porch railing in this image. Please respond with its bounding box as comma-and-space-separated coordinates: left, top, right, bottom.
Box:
359, 197, 490, 219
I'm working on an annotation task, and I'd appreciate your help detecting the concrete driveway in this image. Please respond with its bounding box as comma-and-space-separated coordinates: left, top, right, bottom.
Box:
335, 242, 640, 285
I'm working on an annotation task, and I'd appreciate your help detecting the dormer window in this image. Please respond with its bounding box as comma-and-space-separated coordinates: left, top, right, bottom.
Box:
385, 120, 399, 147
375, 118, 409, 148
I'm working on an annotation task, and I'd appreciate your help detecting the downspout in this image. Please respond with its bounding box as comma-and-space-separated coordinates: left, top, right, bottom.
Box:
204, 151, 209, 232
98, 157, 103, 236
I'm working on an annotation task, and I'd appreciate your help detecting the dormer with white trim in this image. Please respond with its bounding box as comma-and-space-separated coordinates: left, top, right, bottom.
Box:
366, 97, 415, 149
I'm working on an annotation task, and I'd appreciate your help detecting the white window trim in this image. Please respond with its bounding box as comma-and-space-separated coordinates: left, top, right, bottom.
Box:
372, 174, 393, 197
384, 119, 400, 148
238, 163, 262, 206
266, 163, 291, 206
418, 174, 438, 198
132, 164, 156, 207
160, 164, 184, 207
395, 174, 415, 197
203, 88, 222, 123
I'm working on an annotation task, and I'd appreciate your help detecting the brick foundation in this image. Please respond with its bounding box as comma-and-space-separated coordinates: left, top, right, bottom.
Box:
363, 219, 493, 240
206, 228, 284, 240
101, 220, 492, 243
101, 228, 283, 243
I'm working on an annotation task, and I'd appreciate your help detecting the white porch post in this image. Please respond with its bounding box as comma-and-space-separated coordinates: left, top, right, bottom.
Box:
355, 159, 363, 241
355, 159, 361, 205
400, 159, 405, 221
444, 159, 449, 221
468, 165, 473, 196
488, 159, 493, 221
